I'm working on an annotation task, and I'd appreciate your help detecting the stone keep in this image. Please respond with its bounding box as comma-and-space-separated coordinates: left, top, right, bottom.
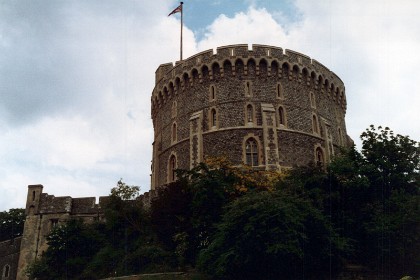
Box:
151, 44, 351, 189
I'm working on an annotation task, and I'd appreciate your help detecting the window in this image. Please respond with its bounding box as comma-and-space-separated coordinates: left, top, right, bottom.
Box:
246, 104, 254, 123
50, 219, 59, 231
315, 147, 324, 166
278, 106, 286, 126
312, 115, 319, 134
32, 190, 36, 201
210, 85, 216, 101
3, 264, 10, 278
245, 138, 259, 166
172, 122, 177, 142
310, 92, 316, 108
276, 83, 283, 99
168, 155, 177, 183
210, 108, 217, 128
171, 101, 177, 118
245, 81, 251, 97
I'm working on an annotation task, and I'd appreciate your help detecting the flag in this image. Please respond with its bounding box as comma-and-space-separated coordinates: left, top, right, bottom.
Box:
168, 4, 182, 16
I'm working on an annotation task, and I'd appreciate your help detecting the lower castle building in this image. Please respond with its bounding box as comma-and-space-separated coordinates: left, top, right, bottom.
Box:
3, 185, 154, 280
151, 44, 351, 188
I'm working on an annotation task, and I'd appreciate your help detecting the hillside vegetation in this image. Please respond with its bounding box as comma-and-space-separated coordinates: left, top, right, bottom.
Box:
25, 126, 419, 280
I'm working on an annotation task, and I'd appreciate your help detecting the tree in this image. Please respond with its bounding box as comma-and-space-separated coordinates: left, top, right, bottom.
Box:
26, 219, 105, 280
0, 208, 25, 242
330, 126, 420, 278
198, 189, 348, 280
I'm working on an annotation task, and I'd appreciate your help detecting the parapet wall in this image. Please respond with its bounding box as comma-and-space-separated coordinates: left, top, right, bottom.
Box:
152, 44, 346, 118
17, 185, 157, 280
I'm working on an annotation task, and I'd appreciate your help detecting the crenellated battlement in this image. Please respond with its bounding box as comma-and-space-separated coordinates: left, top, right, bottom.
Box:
151, 44, 346, 117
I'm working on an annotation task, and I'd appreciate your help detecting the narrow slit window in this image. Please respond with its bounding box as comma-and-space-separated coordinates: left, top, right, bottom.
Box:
312, 115, 319, 134
279, 107, 285, 126
211, 109, 217, 128
169, 155, 177, 182
3, 265, 10, 278
316, 148, 324, 166
247, 105, 253, 123
245, 81, 251, 96
172, 123, 177, 142
210, 86, 215, 100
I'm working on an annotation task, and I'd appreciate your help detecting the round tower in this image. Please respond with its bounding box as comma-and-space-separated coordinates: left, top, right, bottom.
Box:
151, 44, 349, 189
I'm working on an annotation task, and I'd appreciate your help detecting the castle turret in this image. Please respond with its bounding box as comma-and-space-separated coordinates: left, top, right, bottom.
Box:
151, 44, 350, 189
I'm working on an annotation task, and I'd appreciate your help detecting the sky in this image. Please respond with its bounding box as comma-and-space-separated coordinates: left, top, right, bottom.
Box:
1, 0, 419, 211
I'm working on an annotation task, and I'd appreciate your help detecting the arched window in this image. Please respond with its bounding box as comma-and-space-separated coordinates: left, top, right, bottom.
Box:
310, 92, 316, 108
246, 104, 254, 123
312, 115, 319, 134
210, 108, 217, 128
210, 85, 216, 101
171, 101, 177, 118
168, 155, 177, 183
276, 83, 283, 99
183, 73, 189, 90
278, 106, 286, 126
3, 264, 10, 278
245, 81, 251, 97
245, 138, 259, 166
172, 122, 177, 142
315, 147, 324, 166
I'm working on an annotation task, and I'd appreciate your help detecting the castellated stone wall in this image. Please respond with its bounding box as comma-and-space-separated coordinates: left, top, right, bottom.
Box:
151, 44, 351, 189
16, 185, 156, 280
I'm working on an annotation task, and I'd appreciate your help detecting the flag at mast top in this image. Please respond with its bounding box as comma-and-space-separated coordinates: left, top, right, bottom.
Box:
168, 2, 183, 16
168, 2, 184, 61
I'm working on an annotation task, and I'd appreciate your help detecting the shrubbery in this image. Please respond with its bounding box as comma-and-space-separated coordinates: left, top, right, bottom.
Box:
26, 126, 419, 279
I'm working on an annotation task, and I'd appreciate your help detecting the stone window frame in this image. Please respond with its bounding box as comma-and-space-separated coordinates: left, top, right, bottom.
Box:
244, 80, 253, 97
244, 103, 255, 126
49, 219, 59, 231
277, 105, 287, 128
208, 107, 219, 130
312, 114, 320, 135
314, 145, 325, 166
167, 152, 178, 183
276, 82, 284, 99
309, 91, 316, 109
209, 84, 216, 101
242, 134, 262, 167
171, 122, 177, 143
171, 100, 177, 118
2, 264, 10, 278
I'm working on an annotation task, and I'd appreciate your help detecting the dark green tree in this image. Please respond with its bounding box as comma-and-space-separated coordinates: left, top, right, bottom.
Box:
26, 219, 105, 280
330, 126, 420, 278
198, 189, 349, 280
0, 208, 25, 242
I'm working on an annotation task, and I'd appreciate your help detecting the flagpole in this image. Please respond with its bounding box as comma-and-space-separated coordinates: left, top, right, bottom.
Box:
180, 2, 183, 61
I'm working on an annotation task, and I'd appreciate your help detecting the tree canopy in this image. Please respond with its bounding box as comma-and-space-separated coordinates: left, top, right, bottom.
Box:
25, 126, 419, 280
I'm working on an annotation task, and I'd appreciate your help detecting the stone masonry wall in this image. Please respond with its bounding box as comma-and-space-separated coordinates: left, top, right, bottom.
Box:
151, 44, 350, 188
16, 185, 156, 280
0, 237, 21, 280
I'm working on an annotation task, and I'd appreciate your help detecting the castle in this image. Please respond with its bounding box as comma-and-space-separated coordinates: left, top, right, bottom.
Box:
151, 44, 350, 188
2, 44, 351, 279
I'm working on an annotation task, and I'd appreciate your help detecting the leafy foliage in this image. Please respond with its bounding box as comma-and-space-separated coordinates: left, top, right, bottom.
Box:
25, 126, 419, 279
198, 189, 348, 280
0, 208, 25, 242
